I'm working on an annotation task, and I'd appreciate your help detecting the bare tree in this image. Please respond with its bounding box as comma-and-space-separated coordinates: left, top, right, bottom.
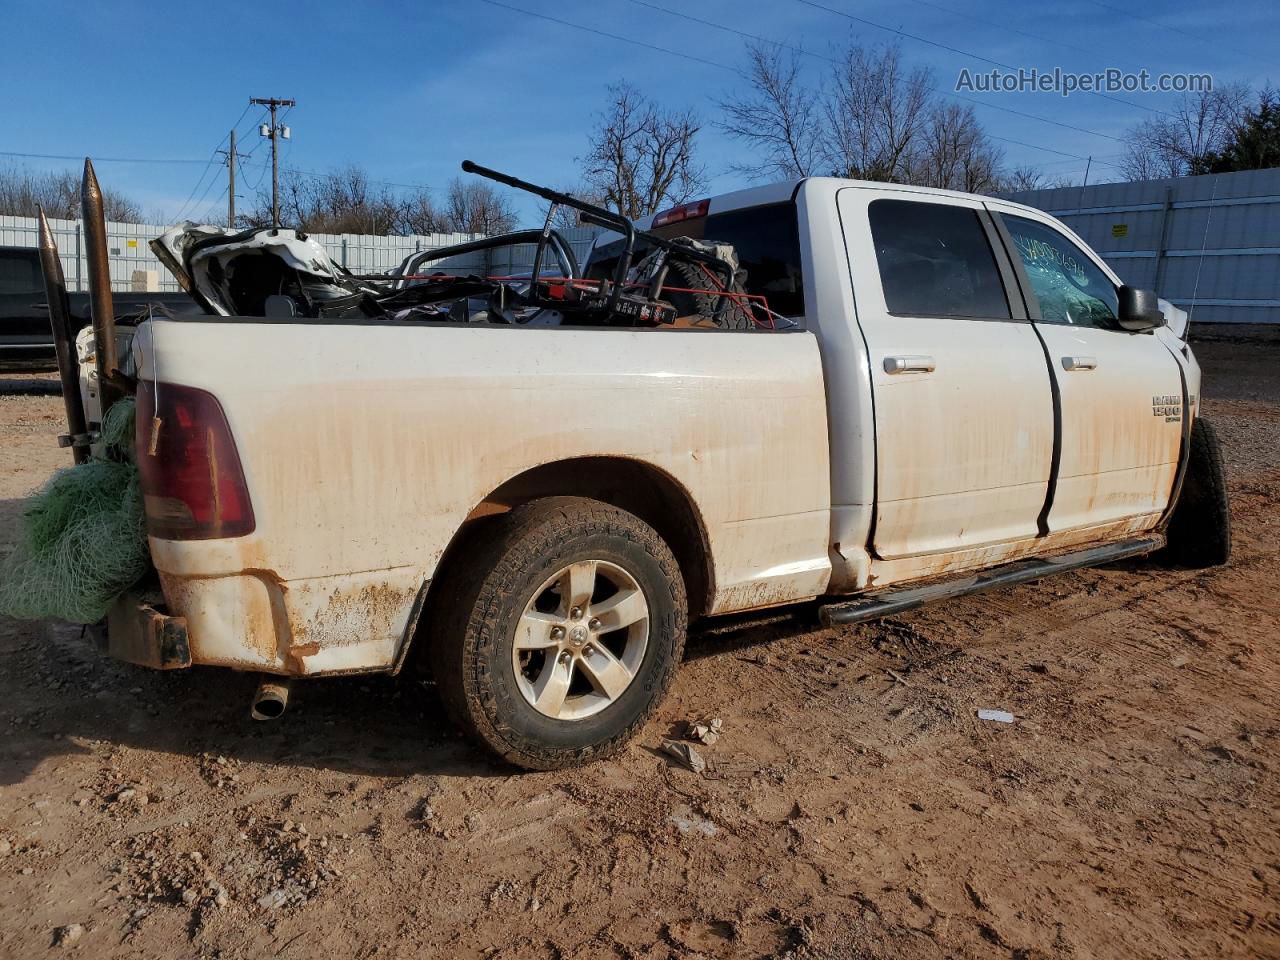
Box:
996, 164, 1076, 192
397, 189, 447, 235
441, 178, 517, 234
1119, 85, 1251, 180
721, 41, 999, 188
826, 43, 933, 182
247, 165, 403, 234
716, 40, 1077, 196
908, 102, 1004, 193
243, 166, 517, 237
538, 183, 609, 231
0, 164, 142, 222
717, 44, 822, 179
583, 82, 707, 219
1118, 144, 1168, 181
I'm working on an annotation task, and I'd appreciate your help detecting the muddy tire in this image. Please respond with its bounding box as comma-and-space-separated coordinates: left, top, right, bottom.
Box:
1164, 417, 1231, 568
430, 497, 686, 770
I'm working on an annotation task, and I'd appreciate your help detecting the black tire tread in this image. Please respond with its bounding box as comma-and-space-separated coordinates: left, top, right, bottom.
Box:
1165, 416, 1231, 568
430, 497, 686, 770
662, 259, 754, 330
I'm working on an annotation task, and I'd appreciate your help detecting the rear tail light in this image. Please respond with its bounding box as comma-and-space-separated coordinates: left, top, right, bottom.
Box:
136, 382, 255, 540
652, 198, 709, 228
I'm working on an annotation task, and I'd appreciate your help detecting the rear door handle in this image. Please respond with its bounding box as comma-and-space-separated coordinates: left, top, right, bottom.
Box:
1061, 355, 1097, 371
883, 355, 936, 375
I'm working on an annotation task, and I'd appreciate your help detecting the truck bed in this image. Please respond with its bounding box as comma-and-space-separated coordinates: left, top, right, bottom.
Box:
133, 317, 833, 675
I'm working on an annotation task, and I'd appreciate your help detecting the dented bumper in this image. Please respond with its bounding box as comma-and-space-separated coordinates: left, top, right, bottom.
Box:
104, 594, 192, 670
139, 534, 426, 676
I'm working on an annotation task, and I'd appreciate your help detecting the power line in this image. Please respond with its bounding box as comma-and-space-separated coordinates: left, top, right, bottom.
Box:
173, 141, 229, 222
474, 0, 742, 73
237, 152, 268, 192
617, 0, 1127, 147
228, 103, 254, 136
0, 149, 209, 165
173, 103, 262, 223
173, 104, 267, 222
624, 0, 815, 63
1035, 152, 1125, 168
0, 108, 265, 169
983, 134, 1119, 167
1081, 0, 1203, 43
235, 157, 443, 194
791, 0, 1167, 119
896, 0, 1101, 60
196, 178, 232, 225
946, 91, 1122, 143
180, 154, 228, 223
235, 109, 271, 149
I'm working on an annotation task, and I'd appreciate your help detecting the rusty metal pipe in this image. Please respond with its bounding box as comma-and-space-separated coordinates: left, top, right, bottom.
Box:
81, 157, 123, 411
250, 677, 292, 720
36, 206, 90, 464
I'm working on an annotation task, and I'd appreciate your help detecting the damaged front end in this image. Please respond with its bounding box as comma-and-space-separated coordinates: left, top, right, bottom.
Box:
152, 224, 386, 319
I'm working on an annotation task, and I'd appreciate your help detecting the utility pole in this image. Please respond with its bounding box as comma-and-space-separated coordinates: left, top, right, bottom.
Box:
216, 128, 237, 228
249, 96, 295, 227
228, 128, 236, 228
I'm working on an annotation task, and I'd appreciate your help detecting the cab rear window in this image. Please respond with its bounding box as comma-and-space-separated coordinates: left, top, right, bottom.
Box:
589, 201, 806, 319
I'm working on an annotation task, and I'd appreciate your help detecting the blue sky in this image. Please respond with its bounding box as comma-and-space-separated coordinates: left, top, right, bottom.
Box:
4, 0, 1275, 225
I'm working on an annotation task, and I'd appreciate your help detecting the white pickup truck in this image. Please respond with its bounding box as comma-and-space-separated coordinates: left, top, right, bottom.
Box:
93, 170, 1228, 770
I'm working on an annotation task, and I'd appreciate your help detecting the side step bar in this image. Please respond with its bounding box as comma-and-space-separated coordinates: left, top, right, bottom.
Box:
819, 537, 1163, 627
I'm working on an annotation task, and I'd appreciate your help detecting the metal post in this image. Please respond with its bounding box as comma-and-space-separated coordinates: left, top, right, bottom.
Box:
81, 158, 123, 412
1153, 187, 1174, 293
36, 207, 90, 463
228, 128, 236, 228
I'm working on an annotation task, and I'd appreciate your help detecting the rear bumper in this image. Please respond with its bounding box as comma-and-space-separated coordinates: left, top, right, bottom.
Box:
103, 593, 192, 670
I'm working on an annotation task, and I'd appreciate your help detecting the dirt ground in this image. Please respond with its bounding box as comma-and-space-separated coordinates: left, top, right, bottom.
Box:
0, 334, 1276, 960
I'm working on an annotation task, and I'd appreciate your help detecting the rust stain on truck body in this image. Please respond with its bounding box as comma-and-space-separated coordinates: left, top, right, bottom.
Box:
133, 321, 834, 676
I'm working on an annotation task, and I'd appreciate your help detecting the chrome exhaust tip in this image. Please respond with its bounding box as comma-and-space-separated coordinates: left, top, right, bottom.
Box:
250, 678, 292, 721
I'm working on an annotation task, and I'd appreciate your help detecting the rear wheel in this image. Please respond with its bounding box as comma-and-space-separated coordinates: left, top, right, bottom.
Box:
1165, 417, 1231, 568
430, 497, 686, 769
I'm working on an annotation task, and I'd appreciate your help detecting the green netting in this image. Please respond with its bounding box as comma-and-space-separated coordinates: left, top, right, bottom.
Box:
0, 398, 151, 624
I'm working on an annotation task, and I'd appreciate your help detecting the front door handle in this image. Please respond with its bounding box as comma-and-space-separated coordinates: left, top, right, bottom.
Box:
1061, 355, 1097, 371
884, 355, 936, 375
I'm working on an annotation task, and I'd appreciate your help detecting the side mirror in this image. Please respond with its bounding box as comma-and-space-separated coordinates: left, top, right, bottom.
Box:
1117, 285, 1167, 331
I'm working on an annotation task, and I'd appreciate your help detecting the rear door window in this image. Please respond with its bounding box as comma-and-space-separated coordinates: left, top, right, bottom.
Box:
868, 199, 1011, 319
1002, 215, 1118, 328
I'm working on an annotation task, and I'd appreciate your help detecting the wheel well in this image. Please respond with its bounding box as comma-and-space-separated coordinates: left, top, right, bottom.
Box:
436, 457, 713, 622
401, 457, 715, 678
